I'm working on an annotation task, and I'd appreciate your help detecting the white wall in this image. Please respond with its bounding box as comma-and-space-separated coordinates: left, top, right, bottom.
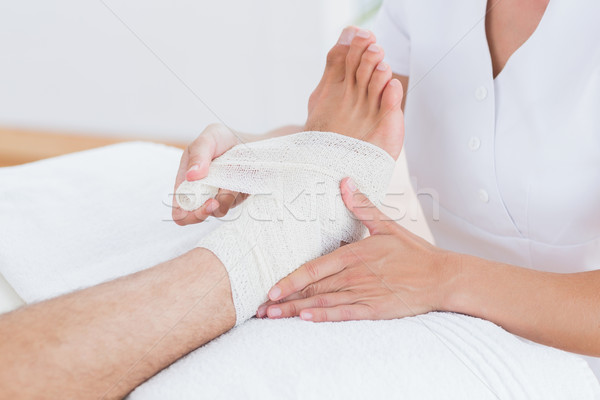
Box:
0, 0, 361, 142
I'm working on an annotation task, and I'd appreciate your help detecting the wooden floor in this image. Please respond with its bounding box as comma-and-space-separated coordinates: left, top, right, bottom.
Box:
0, 127, 186, 167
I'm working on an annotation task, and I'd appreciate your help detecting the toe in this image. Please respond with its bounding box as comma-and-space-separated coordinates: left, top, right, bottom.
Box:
356, 43, 385, 92
323, 27, 357, 83
368, 61, 393, 109
372, 78, 405, 159
345, 29, 376, 85
380, 78, 403, 113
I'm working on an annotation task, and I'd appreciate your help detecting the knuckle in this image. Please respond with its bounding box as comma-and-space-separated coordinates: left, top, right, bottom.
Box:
315, 295, 328, 308
301, 283, 318, 298
304, 260, 321, 281
191, 134, 209, 149
357, 194, 373, 208
286, 302, 298, 317
341, 307, 354, 320
203, 123, 231, 142
205, 122, 224, 132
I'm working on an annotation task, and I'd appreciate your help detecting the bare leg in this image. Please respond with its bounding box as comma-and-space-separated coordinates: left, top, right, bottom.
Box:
0, 248, 234, 399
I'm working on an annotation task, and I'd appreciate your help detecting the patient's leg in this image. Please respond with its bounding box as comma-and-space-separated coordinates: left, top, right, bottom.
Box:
0, 27, 403, 399
0, 247, 234, 399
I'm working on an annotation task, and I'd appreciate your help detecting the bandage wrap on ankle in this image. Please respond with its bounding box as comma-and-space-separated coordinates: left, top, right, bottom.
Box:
176, 131, 395, 325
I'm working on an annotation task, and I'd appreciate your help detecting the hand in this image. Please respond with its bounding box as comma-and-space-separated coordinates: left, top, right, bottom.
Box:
256, 178, 459, 322
172, 123, 249, 225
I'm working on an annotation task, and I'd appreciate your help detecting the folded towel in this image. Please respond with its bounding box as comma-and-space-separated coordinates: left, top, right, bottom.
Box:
0, 142, 219, 301
0, 142, 598, 399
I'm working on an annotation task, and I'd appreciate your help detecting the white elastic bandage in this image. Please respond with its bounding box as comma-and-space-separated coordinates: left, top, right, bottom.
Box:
176, 131, 395, 325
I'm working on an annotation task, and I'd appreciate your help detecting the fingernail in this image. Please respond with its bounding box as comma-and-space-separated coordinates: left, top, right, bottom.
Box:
367, 43, 380, 53
186, 164, 199, 176
268, 307, 282, 317
338, 27, 355, 46
257, 305, 267, 318
356, 29, 370, 39
205, 200, 218, 214
376, 61, 388, 71
347, 178, 357, 192
390, 78, 401, 87
300, 311, 313, 321
268, 286, 281, 300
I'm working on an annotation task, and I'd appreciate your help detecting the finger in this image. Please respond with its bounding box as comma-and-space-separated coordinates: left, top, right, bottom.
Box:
187, 123, 244, 179
340, 177, 397, 235
185, 124, 242, 181
300, 304, 373, 322
266, 291, 356, 319
267, 246, 354, 301
185, 135, 216, 181
261, 272, 347, 317
213, 189, 247, 217
172, 198, 220, 226
257, 269, 348, 318
256, 292, 305, 318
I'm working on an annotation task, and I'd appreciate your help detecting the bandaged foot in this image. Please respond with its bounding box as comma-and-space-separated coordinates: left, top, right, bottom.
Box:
176, 27, 404, 324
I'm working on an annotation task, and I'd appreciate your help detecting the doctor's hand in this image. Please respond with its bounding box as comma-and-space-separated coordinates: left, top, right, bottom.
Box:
172, 123, 249, 225
257, 178, 460, 322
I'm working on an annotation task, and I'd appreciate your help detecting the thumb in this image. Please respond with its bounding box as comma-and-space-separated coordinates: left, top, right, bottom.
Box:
340, 177, 396, 235
185, 134, 216, 181
186, 123, 242, 181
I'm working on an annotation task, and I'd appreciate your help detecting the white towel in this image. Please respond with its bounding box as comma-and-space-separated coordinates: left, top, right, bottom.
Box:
0, 142, 598, 399
131, 315, 600, 400
0, 142, 220, 301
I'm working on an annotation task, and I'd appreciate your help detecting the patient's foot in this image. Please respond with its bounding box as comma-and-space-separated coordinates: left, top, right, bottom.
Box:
305, 27, 404, 159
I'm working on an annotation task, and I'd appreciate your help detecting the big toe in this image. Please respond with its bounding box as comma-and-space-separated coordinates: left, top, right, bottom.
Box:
380, 78, 403, 114
372, 79, 404, 159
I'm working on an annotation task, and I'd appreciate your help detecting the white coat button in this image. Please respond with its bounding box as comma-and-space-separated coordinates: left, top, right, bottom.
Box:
475, 86, 488, 101
468, 136, 481, 151
478, 189, 490, 203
